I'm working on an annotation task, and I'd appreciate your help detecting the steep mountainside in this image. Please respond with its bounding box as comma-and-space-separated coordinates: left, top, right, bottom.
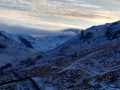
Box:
0, 21, 120, 89
18, 30, 78, 52
0, 29, 80, 52
0, 31, 40, 66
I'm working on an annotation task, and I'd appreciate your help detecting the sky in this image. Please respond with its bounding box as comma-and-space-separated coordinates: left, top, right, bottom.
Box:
0, 0, 120, 33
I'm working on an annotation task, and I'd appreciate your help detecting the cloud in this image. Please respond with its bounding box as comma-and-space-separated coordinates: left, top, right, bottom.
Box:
0, 22, 61, 36
40, 9, 119, 22
0, 0, 119, 30
11, 0, 119, 22
76, 4, 101, 8
0, 22, 79, 37
0, 8, 81, 29
102, 0, 120, 5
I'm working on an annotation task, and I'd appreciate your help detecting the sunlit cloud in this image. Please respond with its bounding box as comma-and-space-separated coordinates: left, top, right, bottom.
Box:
0, 0, 119, 30
0, 8, 81, 29
75, 4, 101, 8
102, 0, 120, 5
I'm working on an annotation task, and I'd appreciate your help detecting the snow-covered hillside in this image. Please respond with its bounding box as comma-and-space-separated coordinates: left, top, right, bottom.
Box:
0, 28, 80, 65
0, 30, 40, 66
0, 21, 120, 89
31, 20, 120, 89
0, 29, 80, 52
16, 29, 80, 51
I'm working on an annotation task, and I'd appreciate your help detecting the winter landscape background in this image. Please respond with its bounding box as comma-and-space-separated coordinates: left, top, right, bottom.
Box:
0, 0, 120, 90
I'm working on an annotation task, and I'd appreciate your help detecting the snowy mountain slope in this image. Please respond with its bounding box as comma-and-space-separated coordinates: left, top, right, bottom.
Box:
0, 29, 80, 52
0, 28, 80, 66
16, 29, 81, 51
49, 21, 120, 55
0, 30, 40, 66
0, 21, 120, 89
28, 20, 120, 89
44, 20, 120, 89
0, 28, 80, 65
